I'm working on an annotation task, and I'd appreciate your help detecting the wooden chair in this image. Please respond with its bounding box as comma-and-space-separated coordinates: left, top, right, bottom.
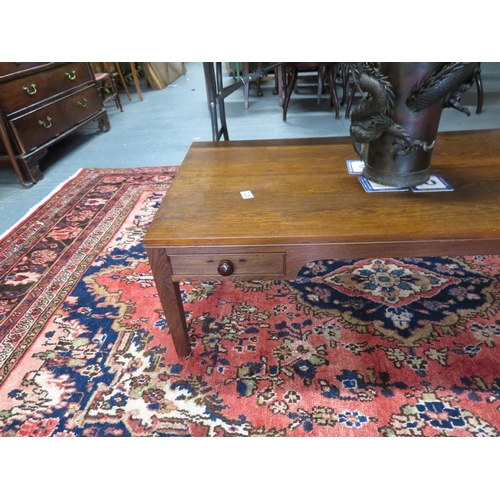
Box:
91, 63, 123, 111
96, 63, 143, 102
282, 63, 340, 121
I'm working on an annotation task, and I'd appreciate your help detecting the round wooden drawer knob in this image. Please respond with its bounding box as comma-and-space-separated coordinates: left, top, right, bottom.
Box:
217, 260, 234, 276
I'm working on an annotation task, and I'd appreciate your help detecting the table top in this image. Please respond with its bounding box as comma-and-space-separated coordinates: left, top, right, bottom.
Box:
144, 130, 500, 251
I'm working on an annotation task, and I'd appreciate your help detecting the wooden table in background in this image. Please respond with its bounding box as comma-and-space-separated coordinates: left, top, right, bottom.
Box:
144, 129, 500, 357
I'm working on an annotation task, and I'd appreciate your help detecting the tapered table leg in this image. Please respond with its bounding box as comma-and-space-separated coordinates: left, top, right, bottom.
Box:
147, 248, 191, 357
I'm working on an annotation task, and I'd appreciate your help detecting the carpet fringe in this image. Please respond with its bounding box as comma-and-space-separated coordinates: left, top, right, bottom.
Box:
0, 169, 84, 242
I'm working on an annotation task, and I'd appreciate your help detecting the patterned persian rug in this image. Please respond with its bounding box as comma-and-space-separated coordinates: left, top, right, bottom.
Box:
1, 167, 500, 437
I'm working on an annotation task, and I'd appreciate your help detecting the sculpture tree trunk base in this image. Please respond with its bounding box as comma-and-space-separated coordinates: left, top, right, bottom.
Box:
364, 156, 431, 188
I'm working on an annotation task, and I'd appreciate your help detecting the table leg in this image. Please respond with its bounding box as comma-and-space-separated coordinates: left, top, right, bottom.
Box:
147, 248, 191, 357
243, 62, 250, 109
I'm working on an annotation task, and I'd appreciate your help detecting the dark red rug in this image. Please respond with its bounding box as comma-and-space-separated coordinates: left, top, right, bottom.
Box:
1, 167, 499, 436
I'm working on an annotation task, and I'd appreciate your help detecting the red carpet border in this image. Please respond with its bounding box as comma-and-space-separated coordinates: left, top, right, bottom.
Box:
0, 167, 499, 436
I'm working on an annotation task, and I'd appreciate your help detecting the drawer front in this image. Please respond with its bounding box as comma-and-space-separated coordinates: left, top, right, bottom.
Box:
0, 62, 50, 77
10, 85, 103, 153
0, 62, 93, 115
170, 253, 286, 277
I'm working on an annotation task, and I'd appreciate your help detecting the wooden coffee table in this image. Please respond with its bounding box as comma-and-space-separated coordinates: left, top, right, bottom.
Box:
144, 130, 500, 357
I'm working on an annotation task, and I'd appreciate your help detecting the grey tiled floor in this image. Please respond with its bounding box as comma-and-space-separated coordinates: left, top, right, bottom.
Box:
1, 62, 499, 237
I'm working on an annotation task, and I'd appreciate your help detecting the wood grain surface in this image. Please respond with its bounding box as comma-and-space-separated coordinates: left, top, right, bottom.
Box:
145, 130, 500, 248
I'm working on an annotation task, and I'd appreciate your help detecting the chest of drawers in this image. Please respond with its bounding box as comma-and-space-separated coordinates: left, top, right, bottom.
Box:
0, 62, 110, 186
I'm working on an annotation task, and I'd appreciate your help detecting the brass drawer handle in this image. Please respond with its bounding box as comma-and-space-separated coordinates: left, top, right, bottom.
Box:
65, 70, 77, 81
78, 98, 88, 108
22, 83, 37, 95
38, 116, 52, 128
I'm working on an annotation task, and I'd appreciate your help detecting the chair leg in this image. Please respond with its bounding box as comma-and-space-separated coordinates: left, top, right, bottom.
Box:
243, 62, 250, 109
283, 67, 298, 122
243, 63, 264, 110
273, 65, 284, 106
114, 63, 132, 102
109, 75, 123, 112
326, 65, 340, 119
129, 62, 143, 101
341, 63, 349, 107
345, 80, 357, 119
256, 62, 263, 97
317, 67, 324, 105
278, 65, 283, 107
475, 68, 483, 114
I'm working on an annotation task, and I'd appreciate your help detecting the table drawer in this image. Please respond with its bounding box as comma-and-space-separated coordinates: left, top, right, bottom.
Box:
170, 252, 286, 277
0, 62, 93, 115
10, 85, 103, 153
